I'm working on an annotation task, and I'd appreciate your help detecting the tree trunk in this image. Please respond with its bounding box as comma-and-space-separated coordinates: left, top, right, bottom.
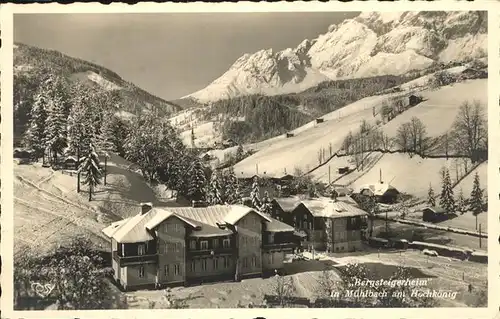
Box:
89, 184, 93, 202
77, 147, 81, 193
104, 157, 107, 186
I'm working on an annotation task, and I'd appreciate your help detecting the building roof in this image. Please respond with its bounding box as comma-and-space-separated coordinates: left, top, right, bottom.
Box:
264, 216, 295, 233
311, 201, 368, 218
273, 197, 302, 212
357, 183, 399, 196
423, 206, 447, 214
273, 196, 367, 219
103, 204, 283, 243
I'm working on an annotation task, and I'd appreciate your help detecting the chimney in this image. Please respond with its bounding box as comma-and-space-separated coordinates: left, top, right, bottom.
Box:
140, 202, 153, 215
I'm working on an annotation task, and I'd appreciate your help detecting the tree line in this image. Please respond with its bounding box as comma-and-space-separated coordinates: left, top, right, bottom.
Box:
428, 168, 485, 229
206, 75, 412, 144
340, 100, 487, 167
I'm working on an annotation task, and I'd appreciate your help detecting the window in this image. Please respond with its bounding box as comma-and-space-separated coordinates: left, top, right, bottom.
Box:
223, 239, 230, 248
200, 241, 208, 250
190, 240, 197, 250
164, 243, 169, 254
174, 224, 179, 232
268, 233, 274, 244
139, 266, 145, 278
165, 265, 169, 277
201, 259, 208, 271
341, 246, 344, 251
213, 239, 219, 248
223, 257, 230, 268
213, 258, 219, 270
138, 244, 145, 256
243, 257, 249, 268
175, 243, 181, 252
190, 261, 196, 272
174, 264, 180, 276
269, 253, 274, 264
164, 224, 169, 233
251, 256, 257, 267
309, 222, 312, 230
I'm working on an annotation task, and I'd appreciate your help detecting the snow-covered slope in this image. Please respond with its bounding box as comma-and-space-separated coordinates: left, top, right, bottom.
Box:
232, 78, 487, 198
185, 11, 487, 103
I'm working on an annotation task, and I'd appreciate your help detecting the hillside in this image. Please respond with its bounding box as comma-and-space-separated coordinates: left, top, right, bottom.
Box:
233, 78, 487, 198
184, 11, 487, 103
13, 43, 183, 139
13, 154, 179, 259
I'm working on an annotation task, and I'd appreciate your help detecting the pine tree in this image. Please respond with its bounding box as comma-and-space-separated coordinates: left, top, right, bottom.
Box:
456, 188, 466, 214
223, 167, 240, 204
24, 86, 49, 159
427, 184, 436, 207
260, 191, 273, 216
235, 144, 244, 161
187, 159, 207, 202
78, 144, 102, 201
45, 92, 68, 164
439, 168, 455, 213
250, 176, 261, 209
470, 172, 483, 229
207, 171, 223, 205
98, 112, 117, 186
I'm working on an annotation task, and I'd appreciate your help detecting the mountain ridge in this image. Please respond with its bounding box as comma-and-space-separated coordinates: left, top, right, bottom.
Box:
184, 11, 487, 103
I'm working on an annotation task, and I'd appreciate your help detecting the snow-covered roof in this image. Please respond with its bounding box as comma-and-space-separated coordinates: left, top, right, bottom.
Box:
103, 204, 279, 243
357, 183, 399, 196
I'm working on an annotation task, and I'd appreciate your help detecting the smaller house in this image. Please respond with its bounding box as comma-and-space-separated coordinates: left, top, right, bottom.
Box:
316, 118, 324, 124
408, 94, 422, 107
221, 139, 237, 148
337, 167, 350, 174
286, 133, 294, 138
422, 206, 455, 223
331, 186, 352, 199
357, 182, 400, 204
63, 156, 78, 170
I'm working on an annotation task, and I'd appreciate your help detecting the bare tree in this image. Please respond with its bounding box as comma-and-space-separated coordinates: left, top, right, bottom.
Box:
395, 122, 412, 153
271, 274, 296, 307
342, 131, 354, 155
451, 100, 487, 163
408, 117, 428, 155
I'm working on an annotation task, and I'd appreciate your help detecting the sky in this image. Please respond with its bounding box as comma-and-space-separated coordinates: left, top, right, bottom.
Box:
14, 12, 358, 101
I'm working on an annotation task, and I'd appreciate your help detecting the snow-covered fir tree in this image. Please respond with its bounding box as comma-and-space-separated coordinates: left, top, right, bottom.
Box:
250, 176, 261, 209
23, 83, 50, 158
439, 168, 455, 212
78, 144, 102, 201
456, 188, 466, 214
223, 167, 240, 204
44, 85, 68, 164
470, 172, 484, 219
427, 184, 436, 207
207, 171, 223, 205
187, 159, 207, 202
260, 191, 273, 216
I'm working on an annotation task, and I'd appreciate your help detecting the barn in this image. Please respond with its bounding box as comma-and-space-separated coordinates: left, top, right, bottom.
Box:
357, 182, 400, 204
408, 94, 422, 107
422, 206, 454, 223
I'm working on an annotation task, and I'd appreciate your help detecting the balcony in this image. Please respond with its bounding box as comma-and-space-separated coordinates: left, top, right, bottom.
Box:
186, 247, 234, 257
262, 242, 296, 252
112, 251, 158, 266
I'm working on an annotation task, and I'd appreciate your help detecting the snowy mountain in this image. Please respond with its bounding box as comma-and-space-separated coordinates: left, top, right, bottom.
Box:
185, 11, 487, 103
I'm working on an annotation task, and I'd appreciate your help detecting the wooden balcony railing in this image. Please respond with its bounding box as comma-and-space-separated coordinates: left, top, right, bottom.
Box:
186, 247, 234, 257
262, 242, 296, 251
112, 251, 158, 266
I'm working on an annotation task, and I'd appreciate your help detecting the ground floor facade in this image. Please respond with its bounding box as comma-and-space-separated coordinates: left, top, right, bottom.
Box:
112, 250, 289, 291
